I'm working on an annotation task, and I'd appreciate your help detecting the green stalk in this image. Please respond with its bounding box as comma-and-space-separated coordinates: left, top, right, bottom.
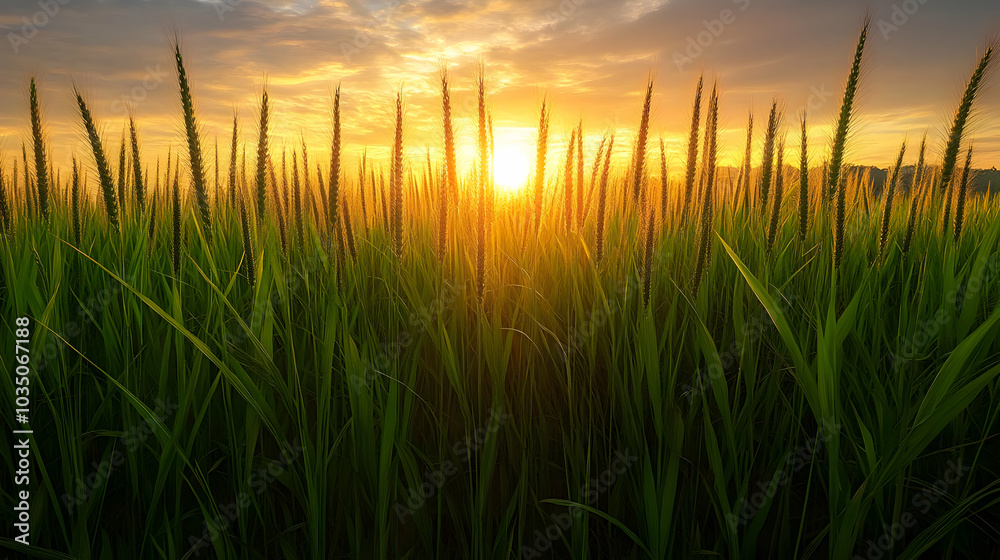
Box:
832, 17, 871, 269
29, 77, 50, 220
173, 42, 213, 243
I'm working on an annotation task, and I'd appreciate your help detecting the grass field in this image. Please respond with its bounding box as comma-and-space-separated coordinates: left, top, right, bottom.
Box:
3, 21, 1000, 560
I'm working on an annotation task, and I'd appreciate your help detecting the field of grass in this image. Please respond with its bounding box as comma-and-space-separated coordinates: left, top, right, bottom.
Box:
3, 23, 1000, 560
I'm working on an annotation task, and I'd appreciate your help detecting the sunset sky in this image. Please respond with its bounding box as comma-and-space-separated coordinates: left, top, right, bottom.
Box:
1, 0, 998, 188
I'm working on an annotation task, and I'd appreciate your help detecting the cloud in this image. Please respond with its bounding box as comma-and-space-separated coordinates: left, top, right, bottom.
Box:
0, 0, 998, 178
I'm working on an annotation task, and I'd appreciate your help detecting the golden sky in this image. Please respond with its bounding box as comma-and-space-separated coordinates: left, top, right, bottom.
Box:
1, 0, 999, 186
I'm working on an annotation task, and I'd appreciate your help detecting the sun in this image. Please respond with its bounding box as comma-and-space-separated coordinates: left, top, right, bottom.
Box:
491, 135, 534, 194
493, 126, 535, 194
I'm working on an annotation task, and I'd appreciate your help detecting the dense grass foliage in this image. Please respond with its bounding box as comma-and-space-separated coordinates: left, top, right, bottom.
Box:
3, 35, 1000, 560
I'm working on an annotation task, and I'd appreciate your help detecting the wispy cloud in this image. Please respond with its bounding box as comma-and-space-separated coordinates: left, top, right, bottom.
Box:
0, 0, 998, 171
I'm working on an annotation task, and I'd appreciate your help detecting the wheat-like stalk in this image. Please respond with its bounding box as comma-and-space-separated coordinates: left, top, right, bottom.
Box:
255, 89, 270, 224
642, 189, 656, 308
487, 111, 496, 239
922, 167, 939, 219
821, 159, 829, 209
563, 127, 576, 233
440, 70, 455, 262
902, 133, 927, 256
213, 137, 220, 212
269, 158, 288, 256
11, 161, 20, 222
379, 170, 389, 232
359, 152, 369, 233
695, 90, 717, 218
532, 98, 549, 237
740, 110, 754, 213
942, 175, 954, 236
767, 135, 786, 255
171, 164, 181, 276
320, 163, 331, 233
938, 41, 995, 195
370, 167, 378, 227
239, 194, 256, 289
57, 167, 65, 209
423, 148, 432, 205
344, 202, 357, 264
316, 163, 329, 253
623, 140, 636, 214
798, 112, 809, 241
832, 17, 871, 269
21, 143, 34, 218
682, 76, 704, 221
308, 185, 321, 236
117, 137, 128, 218
334, 197, 347, 291
74, 88, 120, 232
173, 42, 212, 243
229, 110, 239, 211
953, 144, 974, 242
391, 90, 405, 259
576, 120, 584, 230
329, 85, 342, 245
631, 78, 653, 207
476, 68, 488, 300
129, 116, 145, 213
759, 101, 779, 220
280, 149, 290, 234
694, 85, 719, 295
29, 77, 50, 220
143, 165, 149, 206
595, 135, 615, 263
705, 91, 720, 273
583, 135, 606, 224
165, 148, 171, 202
292, 151, 304, 249
858, 168, 869, 217
147, 179, 158, 257
71, 158, 81, 244
879, 141, 907, 258
658, 138, 669, 226
0, 165, 10, 234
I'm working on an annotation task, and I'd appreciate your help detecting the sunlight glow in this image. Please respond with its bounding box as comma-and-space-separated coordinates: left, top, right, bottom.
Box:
492, 144, 533, 193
